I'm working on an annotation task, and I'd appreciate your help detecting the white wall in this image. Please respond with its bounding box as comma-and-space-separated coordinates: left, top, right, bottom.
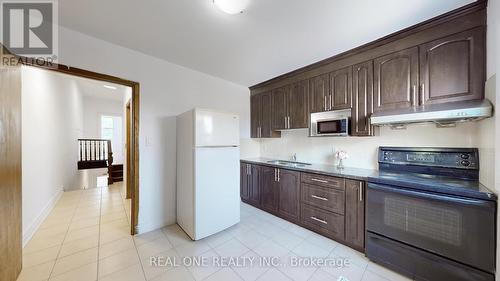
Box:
21, 66, 84, 245
82, 96, 125, 163
56, 26, 251, 233
258, 123, 478, 169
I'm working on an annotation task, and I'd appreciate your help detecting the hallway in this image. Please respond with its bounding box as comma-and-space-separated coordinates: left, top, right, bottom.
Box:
18, 182, 134, 281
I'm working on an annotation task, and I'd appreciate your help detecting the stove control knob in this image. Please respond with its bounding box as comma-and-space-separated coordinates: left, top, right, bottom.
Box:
460, 154, 470, 160
461, 160, 471, 167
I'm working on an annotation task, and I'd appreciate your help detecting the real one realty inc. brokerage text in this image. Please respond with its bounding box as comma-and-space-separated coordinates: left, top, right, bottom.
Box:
149, 255, 351, 268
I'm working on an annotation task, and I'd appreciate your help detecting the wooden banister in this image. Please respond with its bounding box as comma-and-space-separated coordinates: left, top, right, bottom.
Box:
77, 139, 114, 183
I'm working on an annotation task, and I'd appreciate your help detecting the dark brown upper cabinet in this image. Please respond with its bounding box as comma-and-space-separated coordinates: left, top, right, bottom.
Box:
345, 179, 365, 250
352, 60, 374, 136
272, 86, 289, 130
309, 74, 330, 113
250, 91, 275, 138
250, 94, 261, 138
419, 27, 485, 105
374, 47, 419, 112
288, 80, 309, 129
330, 66, 352, 110
277, 169, 301, 223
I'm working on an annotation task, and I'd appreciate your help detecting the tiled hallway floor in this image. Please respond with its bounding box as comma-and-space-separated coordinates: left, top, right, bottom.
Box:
18, 185, 411, 281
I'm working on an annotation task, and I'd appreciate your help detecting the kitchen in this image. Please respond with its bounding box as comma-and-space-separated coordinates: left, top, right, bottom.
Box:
4, 0, 499, 281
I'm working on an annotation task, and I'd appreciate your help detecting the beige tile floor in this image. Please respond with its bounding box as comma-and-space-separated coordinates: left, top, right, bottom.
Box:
18, 182, 413, 281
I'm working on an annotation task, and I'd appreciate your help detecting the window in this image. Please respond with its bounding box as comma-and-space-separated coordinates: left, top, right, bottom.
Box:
101, 116, 114, 140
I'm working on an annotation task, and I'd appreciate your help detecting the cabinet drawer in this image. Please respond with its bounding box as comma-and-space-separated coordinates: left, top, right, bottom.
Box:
302, 184, 345, 215
302, 173, 345, 190
301, 204, 345, 240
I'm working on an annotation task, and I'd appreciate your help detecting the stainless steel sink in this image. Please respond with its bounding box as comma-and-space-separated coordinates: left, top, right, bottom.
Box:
266, 160, 311, 168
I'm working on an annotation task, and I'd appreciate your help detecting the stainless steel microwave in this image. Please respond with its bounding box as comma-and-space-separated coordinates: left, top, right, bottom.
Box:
310, 109, 351, 137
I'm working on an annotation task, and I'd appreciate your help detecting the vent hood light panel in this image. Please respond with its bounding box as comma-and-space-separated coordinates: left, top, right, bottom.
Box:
370, 100, 493, 126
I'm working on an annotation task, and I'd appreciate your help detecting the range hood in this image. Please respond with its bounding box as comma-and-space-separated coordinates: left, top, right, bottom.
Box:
370, 99, 493, 127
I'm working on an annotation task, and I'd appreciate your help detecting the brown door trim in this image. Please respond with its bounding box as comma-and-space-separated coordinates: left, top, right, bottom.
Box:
14, 54, 140, 235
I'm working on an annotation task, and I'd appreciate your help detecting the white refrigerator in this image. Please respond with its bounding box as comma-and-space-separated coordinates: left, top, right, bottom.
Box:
176, 108, 240, 240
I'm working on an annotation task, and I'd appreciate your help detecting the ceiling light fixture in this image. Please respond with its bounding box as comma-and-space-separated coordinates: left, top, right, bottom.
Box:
212, 0, 249, 14
103, 85, 117, 90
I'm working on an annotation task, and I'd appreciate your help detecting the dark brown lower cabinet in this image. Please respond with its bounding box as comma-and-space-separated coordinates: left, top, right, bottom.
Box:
261, 166, 279, 213
345, 179, 365, 250
240, 163, 250, 201
277, 169, 300, 222
241, 162, 366, 253
249, 165, 261, 206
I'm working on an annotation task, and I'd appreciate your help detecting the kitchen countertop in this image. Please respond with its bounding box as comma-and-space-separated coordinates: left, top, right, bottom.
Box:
240, 157, 377, 181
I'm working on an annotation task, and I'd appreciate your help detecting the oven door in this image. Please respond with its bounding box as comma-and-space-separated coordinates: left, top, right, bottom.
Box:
367, 183, 496, 273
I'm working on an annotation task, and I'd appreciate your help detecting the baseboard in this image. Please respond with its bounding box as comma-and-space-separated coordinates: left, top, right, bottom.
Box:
23, 189, 63, 247
136, 218, 175, 235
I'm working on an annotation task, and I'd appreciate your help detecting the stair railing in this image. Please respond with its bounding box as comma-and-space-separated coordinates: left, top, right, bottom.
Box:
77, 139, 113, 183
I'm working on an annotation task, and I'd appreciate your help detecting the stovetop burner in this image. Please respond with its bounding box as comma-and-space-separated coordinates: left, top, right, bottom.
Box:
368, 147, 496, 201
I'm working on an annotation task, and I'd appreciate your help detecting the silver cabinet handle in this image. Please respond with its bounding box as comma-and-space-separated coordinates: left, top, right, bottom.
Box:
277, 169, 280, 182
259, 127, 262, 138
248, 164, 251, 175
311, 216, 328, 225
287, 116, 290, 129
359, 182, 363, 202
311, 195, 328, 201
324, 95, 327, 111
412, 85, 417, 106
420, 83, 425, 105
311, 178, 328, 183
329, 95, 333, 110
284, 117, 287, 129
274, 168, 277, 182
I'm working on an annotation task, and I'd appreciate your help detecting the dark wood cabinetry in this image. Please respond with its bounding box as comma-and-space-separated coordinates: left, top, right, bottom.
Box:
330, 66, 352, 110
261, 166, 279, 213
240, 163, 262, 207
374, 47, 418, 112
289, 80, 309, 129
272, 87, 289, 130
250, 91, 275, 138
249, 2, 486, 139
419, 27, 485, 105
352, 60, 374, 136
345, 179, 365, 250
277, 169, 301, 222
241, 162, 367, 252
309, 74, 330, 113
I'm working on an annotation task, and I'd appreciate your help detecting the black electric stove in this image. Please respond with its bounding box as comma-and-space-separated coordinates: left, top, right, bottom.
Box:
366, 147, 497, 281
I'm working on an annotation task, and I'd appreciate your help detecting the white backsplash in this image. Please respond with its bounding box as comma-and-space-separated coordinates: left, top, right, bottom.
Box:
255, 122, 480, 170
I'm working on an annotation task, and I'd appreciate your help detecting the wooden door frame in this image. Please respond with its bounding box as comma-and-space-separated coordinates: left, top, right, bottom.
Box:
14, 55, 140, 235
125, 101, 132, 200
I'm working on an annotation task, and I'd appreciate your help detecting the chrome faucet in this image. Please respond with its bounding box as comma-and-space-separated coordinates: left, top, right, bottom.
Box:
291, 153, 297, 162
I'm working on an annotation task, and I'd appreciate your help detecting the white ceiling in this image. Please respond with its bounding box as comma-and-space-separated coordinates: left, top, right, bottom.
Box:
73, 75, 129, 101
59, 0, 475, 86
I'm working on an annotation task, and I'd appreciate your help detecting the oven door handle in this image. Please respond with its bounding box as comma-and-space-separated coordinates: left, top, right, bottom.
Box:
368, 183, 493, 208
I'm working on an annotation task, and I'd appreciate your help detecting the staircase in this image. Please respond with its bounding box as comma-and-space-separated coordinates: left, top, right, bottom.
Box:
109, 164, 123, 183
77, 139, 118, 185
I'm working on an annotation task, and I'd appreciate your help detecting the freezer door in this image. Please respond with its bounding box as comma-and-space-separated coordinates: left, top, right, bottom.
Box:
195, 109, 239, 147
194, 146, 240, 240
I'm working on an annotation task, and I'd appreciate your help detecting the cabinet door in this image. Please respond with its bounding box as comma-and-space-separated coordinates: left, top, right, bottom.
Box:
374, 47, 418, 112
345, 179, 365, 250
272, 86, 289, 130
352, 61, 374, 136
289, 80, 309, 129
240, 163, 250, 201
260, 91, 273, 138
261, 166, 279, 213
250, 95, 261, 138
277, 169, 300, 222
309, 74, 329, 113
249, 165, 261, 206
330, 66, 352, 110
419, 27, 485, 105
